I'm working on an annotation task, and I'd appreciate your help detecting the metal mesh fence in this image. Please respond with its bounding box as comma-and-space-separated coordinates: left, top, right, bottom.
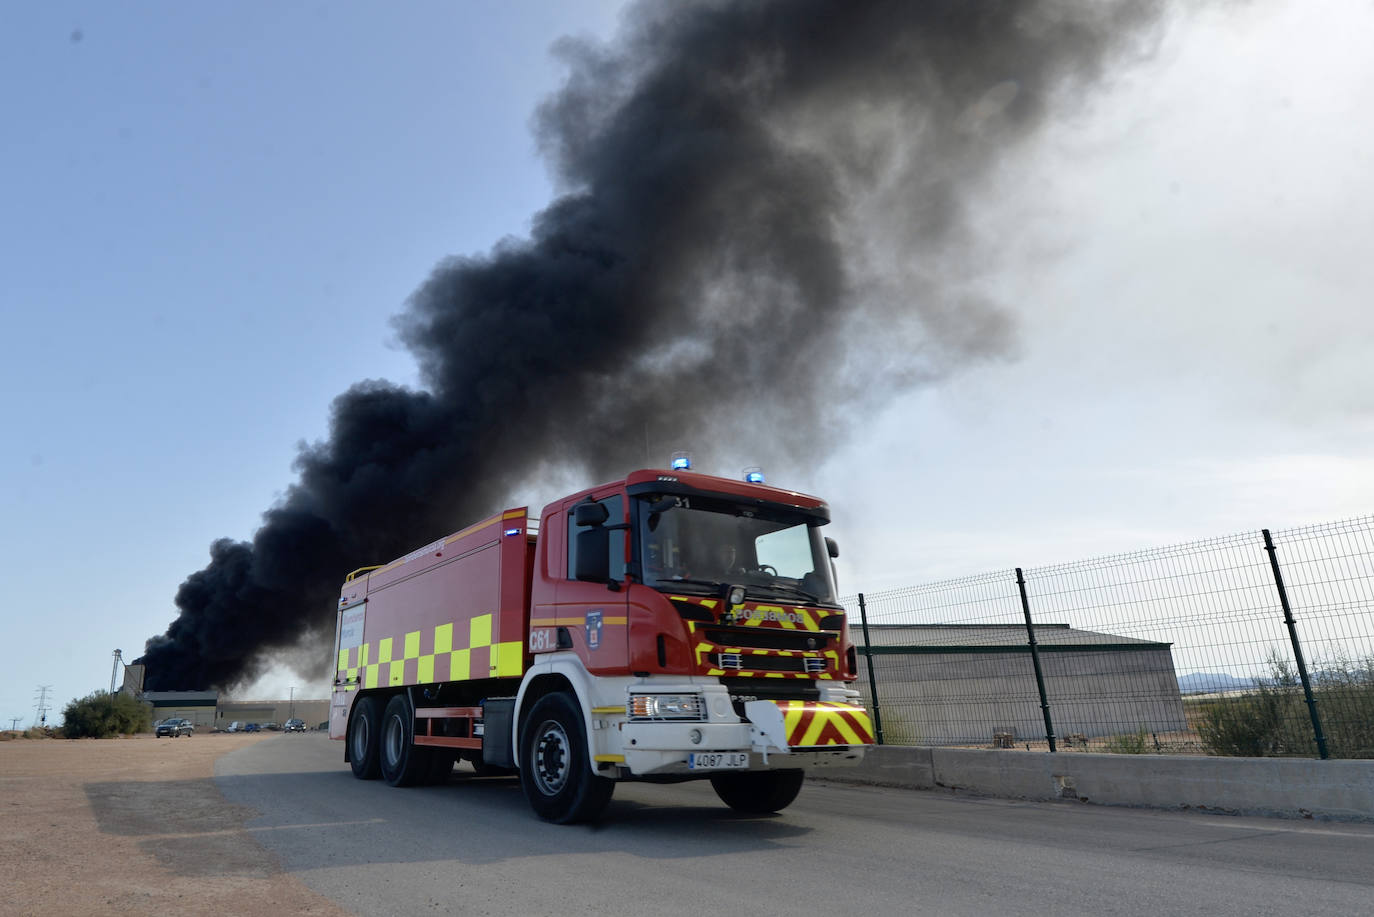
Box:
843, 515, 1374, 758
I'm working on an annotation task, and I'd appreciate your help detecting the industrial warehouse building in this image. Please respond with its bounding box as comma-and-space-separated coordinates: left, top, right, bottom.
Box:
139, 690, 330, 731
852, 624, 1187, 746
139, 690, 219, 729
122, 663, 329, 730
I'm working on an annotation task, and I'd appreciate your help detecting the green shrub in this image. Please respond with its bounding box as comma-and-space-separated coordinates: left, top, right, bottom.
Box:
1104, 727, 1149, 754
61, 691, 152, 738
874, 714, 921, 746
1198, 693, 1290, 756
1309, 652, 1374, 758
1199, 651, 1374, 758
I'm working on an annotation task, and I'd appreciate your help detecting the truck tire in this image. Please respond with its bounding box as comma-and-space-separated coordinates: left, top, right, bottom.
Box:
710, 769, 805, 813
518, 692, 614, 824
349, 695, 383, 780
380, 693, 432, 787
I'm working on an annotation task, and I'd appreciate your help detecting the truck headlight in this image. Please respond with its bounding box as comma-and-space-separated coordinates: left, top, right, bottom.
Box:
627, 693, 704, 721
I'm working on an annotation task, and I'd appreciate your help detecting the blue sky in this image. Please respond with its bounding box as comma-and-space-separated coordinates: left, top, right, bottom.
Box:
4, 1, 1372, 725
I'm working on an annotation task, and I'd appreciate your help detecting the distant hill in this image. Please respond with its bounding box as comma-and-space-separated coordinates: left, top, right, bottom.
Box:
1177, 672, 1258, 694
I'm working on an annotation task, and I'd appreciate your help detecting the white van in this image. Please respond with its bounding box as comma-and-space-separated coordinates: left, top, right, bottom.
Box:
226, 721, 244, 733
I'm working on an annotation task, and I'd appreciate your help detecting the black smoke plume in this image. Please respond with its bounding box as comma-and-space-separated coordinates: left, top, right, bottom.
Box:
138, 0, 1164, 690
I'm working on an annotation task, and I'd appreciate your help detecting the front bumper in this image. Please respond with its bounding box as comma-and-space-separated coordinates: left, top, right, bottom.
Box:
612, 693, 873, 777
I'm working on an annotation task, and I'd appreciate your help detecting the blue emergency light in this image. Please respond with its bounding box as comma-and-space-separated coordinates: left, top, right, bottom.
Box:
670, 452, 692, 471
744, 467, 765, 484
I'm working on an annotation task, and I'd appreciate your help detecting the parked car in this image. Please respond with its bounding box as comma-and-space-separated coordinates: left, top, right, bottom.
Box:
244, 722, 261, 733
155, 718, 194, 738
226, 721, 244, 733
283, 718, 307, 733
263, 722, 280, 731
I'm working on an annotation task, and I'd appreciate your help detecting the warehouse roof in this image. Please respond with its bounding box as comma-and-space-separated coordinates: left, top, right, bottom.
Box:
856, 623, 1171, 651
140, 690, 219, 706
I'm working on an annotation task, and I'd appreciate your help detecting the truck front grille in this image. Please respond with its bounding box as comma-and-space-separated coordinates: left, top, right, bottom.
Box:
720, 677, 821, 717
709, 653, 813, 674
702, 627, 830, 651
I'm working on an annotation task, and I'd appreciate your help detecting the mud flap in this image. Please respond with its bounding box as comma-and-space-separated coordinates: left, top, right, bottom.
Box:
745, 701, 791, 762
745, 700, 876, 763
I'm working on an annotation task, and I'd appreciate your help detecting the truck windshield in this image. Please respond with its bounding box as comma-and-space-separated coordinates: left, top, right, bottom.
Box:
635, 495, 839, 606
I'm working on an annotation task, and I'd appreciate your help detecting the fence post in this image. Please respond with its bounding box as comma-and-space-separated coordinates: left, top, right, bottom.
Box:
856, 592, 885, 745
1016, 568, 1057, 753
1262, 529, 1329, 760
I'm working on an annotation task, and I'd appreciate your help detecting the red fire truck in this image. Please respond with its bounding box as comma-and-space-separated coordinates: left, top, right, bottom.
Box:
330, 463, 874, 823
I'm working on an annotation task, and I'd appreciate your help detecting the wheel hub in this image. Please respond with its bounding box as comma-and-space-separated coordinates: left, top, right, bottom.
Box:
532, 719, 571, 795
384, 714, 404, 766
352, 717, 369, 759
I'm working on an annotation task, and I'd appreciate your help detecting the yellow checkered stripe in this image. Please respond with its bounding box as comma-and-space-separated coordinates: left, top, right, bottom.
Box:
336, 613, 525, 689
779, 701, 875, 747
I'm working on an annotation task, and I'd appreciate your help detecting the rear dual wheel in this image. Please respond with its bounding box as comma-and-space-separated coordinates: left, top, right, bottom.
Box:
380, 693, 433, 787
351, 694, 455, 786
348, 695, 382, 780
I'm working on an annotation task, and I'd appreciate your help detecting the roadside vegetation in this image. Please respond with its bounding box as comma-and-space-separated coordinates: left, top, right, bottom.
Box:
1197, 651, 1374, 758
1103, 727, 1150, 754
0, 727, 60, 741
60, 690, 152, 739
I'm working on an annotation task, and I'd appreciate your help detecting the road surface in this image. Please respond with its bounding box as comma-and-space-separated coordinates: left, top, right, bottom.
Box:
217, 733, 1374, 917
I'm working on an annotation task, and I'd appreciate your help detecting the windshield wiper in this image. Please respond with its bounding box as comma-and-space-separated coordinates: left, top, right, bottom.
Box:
750, 581, 822, 604
659, 576, 724, 589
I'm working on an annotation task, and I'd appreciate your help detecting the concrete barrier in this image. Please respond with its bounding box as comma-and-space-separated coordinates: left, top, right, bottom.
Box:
817, 746, 1374, 822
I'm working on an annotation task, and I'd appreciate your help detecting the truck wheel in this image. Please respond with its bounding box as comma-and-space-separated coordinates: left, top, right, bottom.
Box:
380, 693, 432, 787
518, 692, 614, 824
348, 695, 383, 780
710, 769, 805, 813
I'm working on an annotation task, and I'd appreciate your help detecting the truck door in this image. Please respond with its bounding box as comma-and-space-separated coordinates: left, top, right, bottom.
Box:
554, 490, 629, 675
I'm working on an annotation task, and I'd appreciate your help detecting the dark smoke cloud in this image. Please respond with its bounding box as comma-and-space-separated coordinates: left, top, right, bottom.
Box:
137, 0, 1165, 690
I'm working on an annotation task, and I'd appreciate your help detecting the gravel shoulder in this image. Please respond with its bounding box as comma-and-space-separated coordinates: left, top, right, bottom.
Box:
0, 732, 353, 917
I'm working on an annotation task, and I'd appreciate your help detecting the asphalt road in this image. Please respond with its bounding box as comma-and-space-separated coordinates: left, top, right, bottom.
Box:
217, 733, 1374, 917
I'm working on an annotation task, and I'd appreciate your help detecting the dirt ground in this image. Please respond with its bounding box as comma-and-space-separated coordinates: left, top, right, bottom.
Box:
0, 732, 352, 917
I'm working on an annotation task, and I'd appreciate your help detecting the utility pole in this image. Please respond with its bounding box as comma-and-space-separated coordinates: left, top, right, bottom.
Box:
8, 717, 20, 732
289, 686, 295, 719
33, 685, 53, 728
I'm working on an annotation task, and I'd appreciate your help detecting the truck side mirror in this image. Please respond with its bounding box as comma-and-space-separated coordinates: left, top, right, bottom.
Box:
574, 502, 610, 527
825, 537, 839, 559
574, 527, 611, 582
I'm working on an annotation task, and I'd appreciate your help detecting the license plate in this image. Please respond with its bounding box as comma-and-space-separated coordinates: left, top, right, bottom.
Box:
688, 752, 748, 770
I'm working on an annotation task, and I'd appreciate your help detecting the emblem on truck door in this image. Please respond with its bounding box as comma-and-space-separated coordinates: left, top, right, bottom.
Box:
585, 609, 603, 650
